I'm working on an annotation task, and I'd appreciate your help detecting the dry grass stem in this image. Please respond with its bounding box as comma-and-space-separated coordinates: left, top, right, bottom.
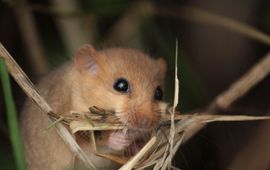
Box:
13, 1, 48, 75
161, 114, 270, 123
165, 40, 179, 169
0, 43, 51, 113
157, 6, 270, 45
213, 52, 270, 109
70, 120, 124, 133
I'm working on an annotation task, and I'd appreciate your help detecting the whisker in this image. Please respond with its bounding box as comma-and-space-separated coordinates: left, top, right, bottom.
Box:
154, 109, 166, 113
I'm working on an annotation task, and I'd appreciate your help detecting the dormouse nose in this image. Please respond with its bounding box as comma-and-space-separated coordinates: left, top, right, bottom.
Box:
131, 113, 154, 129
138, 117, 151, 128
129, 102, 157, 129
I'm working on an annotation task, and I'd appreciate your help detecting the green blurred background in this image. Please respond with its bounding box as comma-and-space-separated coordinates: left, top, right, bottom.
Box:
0, 0, 270, 169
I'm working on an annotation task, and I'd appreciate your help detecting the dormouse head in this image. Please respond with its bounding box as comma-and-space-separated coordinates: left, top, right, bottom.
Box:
74, 44, 167, 130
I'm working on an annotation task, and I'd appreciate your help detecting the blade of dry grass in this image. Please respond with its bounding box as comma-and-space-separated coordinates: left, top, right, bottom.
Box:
45, 117, 64, 130
70, 120, 124, 133
195, 114, 270, 123
168, 39, 179, 168
158, 39, 179, 170
161, 114, 270, 123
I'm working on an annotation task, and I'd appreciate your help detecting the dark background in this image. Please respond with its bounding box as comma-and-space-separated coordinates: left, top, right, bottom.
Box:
0, 0, 270, 169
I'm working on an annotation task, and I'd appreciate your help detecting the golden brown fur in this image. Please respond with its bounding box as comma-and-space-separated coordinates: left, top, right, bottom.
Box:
21, 44, 167, 170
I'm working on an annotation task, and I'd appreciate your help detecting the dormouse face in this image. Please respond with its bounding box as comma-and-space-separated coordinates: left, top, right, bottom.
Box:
75, 45, 166, 128
74, 44, 167, 130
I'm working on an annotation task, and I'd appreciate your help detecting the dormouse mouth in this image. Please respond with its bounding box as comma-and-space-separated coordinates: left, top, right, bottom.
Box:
123, 139, 146, 157
106, 129, 152, 155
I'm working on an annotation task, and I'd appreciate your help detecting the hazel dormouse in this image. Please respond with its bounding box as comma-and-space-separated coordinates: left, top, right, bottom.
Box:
21, 44, 168, 170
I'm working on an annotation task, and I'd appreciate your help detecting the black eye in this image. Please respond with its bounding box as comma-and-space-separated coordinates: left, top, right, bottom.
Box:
154, 86, 163, 101
113, 78, 129, 93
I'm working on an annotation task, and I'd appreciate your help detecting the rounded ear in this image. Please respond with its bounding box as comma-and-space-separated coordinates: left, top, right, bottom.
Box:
74, 44, 98, 74
156, 58, 167, 73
